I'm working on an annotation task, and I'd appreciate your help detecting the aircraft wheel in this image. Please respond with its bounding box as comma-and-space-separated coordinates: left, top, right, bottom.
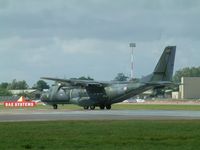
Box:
99, 105, 105, 110
90, 105, 95, 110
53, 104, 58, 109
106, 105, 111, 110
83, 106, 89, 110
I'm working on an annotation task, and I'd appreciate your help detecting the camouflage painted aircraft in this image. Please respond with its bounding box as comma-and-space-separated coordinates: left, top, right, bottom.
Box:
41, 46, 176, 109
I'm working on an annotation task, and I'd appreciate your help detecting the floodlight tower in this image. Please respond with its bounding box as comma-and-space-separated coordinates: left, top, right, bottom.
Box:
129, 43, 136, 79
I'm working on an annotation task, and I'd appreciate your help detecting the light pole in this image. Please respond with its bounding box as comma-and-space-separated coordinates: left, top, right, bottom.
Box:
129, 43, 136, 79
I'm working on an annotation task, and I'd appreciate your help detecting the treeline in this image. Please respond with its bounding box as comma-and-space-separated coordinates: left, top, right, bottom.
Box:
0, 79, 49, 90
0, 79, 49, 96
173, 67, 200, 82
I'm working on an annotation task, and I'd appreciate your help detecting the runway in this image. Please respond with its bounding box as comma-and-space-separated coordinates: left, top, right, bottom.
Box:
1, 109, 200, 122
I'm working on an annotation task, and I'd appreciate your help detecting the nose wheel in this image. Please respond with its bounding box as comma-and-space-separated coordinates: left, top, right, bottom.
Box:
53, 104, 58, 109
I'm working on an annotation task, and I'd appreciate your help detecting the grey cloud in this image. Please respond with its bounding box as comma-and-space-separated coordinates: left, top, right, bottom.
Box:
0, 0, 200, 85
1, 0, 200, 41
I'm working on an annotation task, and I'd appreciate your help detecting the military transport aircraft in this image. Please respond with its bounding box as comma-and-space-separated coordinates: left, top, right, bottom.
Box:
41, 46, 176, 110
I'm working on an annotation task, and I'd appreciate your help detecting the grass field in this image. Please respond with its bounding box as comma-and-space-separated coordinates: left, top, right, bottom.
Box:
0, 120, 200, 150
112, 104, 200, 111
1, 104, 200, 149
2, 103, 200, 111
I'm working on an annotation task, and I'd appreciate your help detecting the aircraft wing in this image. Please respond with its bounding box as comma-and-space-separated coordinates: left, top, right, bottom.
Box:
41, 77, 110, 87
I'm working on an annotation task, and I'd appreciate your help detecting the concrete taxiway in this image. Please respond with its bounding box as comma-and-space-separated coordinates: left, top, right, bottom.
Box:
0, 109, 200, 122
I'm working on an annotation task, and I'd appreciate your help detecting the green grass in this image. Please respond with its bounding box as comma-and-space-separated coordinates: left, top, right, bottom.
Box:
112, 104, 200, 111
0, 120, 200, 150
0, 104, 81, 110
1, 103, 200, 111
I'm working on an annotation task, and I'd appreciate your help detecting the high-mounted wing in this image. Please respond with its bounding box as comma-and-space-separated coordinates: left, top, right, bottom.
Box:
41, 77, 110, 87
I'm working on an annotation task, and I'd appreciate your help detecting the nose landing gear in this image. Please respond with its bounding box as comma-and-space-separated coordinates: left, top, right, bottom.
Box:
100, 104, 111, 110
53, 104, 58, 109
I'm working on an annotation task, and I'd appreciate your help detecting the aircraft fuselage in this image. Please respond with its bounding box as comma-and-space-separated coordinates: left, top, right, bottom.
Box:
41, 82, 152, 109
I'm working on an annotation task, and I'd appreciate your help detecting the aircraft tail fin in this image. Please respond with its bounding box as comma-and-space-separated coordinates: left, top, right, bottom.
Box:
141, 46, 176, 82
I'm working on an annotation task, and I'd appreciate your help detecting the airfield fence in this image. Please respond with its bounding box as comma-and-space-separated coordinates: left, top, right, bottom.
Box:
0, 96, 20, 102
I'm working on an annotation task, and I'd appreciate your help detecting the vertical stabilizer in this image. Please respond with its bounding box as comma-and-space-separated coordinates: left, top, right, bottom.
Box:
151, 46, 176, 81
141, 46, 176, 83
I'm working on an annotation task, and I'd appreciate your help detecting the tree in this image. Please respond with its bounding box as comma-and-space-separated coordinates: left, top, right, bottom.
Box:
33, 80, 49, 91
17, 80, 29, 89
114, 73, 129, 81
173, 67, 200, 83
130, 78, 140, 82
0, 82, 12, 96
0, 88, 12, 96
8, 79, 29, 90
0, 82, 9, 89
78, 76, 94, 80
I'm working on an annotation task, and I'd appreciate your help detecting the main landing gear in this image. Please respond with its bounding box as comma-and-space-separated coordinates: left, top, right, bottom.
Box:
99, 105, 105, 110
99, 104, 111, 110
105, 105, 111, 110
83, 106, 96, 110
90, 105, 95, 110
83, 105, 111, 110
83, 106, 89, 110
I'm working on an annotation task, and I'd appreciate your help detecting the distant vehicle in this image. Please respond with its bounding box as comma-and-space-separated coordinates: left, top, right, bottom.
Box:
33, 100, 41, 103
41, 46, 176, 110
135, 98, 145, 103
33, 100, 46, 105
123, 98, 145, 103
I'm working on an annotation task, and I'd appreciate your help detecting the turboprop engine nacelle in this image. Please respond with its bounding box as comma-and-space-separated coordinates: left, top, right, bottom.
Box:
41, 84, 70, 103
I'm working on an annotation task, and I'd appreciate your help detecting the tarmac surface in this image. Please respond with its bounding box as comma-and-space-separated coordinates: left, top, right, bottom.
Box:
1, 109, 200, 122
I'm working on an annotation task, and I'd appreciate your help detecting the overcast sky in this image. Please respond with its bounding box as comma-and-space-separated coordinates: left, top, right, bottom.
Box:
0, 0, 200, 86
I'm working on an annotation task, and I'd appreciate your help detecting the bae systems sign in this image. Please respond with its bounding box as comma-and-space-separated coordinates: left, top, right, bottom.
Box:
4, 96, 36, 107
